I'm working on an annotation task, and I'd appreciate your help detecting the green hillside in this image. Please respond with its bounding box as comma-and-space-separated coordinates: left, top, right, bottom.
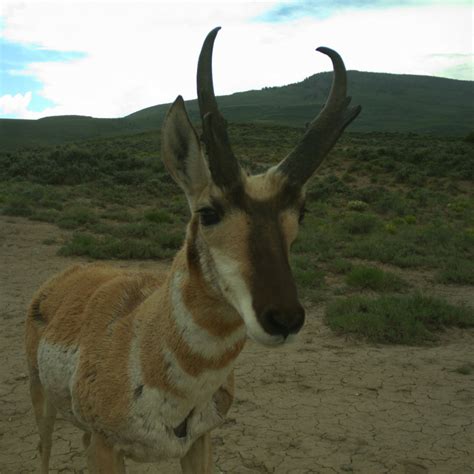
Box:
1, 71, 473, 150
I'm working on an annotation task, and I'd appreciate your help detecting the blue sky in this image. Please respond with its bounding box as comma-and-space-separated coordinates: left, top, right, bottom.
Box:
0, 0, 472, 119
256, 0, 468, 21
0, 37, 84, 112
258, 0, 412, 21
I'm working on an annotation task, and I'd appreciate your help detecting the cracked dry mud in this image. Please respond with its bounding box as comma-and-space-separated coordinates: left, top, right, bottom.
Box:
1, 217, 473, 474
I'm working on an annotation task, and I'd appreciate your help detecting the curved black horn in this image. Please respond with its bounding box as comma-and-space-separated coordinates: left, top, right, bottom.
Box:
277, 47, 361, 185
197, 27, 241, 189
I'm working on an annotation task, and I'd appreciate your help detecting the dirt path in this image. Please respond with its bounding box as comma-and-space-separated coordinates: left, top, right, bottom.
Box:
1, 216, 473, 473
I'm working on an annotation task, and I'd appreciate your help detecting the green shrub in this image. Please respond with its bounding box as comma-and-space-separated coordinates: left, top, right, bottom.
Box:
340, 212, 379, 235
346, 222, 472, 269
326, 294, 474, 344
327, 258, 353, 274
2, 197, 33, 217
113, 222, 162, 239
102, 207, 135, 222
464, 131, 474, 143
308, 175, 350, 200
347, 200, 369, 211
291, 255, 325, 289
56, 206, 98, 229
58, 233, 173, 259
373, 192, 411, 216
39, 187, 65, 210
437, 260, 474, 285
354, 185, 385, 204
384, 222, 397, 234
293, 220, 339, 262
156, 231, 184, 250
346, 265, 408, 291
454, 364, 473, 375
30, 209, 60, 223
144, 209, 174, 224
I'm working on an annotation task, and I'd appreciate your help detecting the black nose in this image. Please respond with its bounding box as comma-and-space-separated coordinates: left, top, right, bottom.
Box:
260, 305, 305, 338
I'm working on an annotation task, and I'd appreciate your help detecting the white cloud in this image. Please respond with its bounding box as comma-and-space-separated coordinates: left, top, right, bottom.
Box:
428, 54, 473, 81
0, 91, 33, 117
0, 1, 472, 118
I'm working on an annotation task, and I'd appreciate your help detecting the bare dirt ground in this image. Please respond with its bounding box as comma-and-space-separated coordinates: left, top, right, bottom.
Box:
1, 216, 473, 474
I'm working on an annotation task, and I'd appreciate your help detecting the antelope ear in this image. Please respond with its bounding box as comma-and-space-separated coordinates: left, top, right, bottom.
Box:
161, 96, 211, 204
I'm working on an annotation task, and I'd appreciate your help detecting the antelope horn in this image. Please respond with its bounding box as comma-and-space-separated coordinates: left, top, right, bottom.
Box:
197, 27, 241, 189
277, 47, 361, 185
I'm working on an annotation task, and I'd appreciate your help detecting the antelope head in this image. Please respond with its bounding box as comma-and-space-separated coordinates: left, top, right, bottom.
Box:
162, 27, 361, 347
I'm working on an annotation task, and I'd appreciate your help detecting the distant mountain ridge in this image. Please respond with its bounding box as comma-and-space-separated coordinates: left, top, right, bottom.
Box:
1, 71, 473, 150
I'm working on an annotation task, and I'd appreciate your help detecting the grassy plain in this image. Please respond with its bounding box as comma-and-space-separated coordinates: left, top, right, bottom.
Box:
1, 123, 473, 343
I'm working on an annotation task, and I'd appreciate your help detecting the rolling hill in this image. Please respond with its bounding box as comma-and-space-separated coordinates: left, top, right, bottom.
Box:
1, 71, 473, 150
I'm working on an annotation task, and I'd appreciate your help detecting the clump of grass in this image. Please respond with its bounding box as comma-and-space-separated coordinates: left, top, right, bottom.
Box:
447, 198, 471, 214
114, 222, 161, 239
346, 237, 425, 268
437, 260, 474, 285
39, 187, 65, 210
144, 209, 174, 224
327, 258, 353, 275
347, 200, 369, 211
2, 197, 33, 217
372, 192, 412, 216
346, 222, 472, 269
59, 233, 174, 259
102, 207, 135, 222
56, 206, 98, 229
155, 231, 183, 251
30, 209, 60, 223
346, 265, 408, 292
325, 294, 474, 344
384, 222, 397, 234
307, 174, 350, 200
340, 212, 379, 235
291, 255, 325, 289
293, 218, 340, 262
454, 364, 473, 375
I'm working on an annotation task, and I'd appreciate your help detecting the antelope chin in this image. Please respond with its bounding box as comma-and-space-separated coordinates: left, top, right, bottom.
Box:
247, 330, 286, 347
284, 334, 298, 345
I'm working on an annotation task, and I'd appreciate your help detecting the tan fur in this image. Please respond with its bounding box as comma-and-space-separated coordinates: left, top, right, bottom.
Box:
180, 433, 212, 474
26, 58, 307, 474
181, 277, 244, 338
24, 23, 357, 471
244, 169, 288, 201
26, 168, 305, 474
85, 432, 126, 473
26, 238, 246, 472
280, 210, 300, 250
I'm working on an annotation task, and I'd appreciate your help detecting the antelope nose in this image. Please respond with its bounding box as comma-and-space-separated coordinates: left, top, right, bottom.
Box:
260, 305, 305, 338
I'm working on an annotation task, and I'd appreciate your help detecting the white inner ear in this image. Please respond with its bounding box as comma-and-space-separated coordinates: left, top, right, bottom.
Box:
184, 140, 212, 199
161, 97, 212, 208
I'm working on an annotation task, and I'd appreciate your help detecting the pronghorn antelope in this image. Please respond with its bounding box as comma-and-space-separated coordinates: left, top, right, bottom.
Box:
25, 27, 360, 473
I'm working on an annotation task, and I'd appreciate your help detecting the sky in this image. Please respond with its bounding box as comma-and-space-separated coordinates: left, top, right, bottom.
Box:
0, 0, 472, 120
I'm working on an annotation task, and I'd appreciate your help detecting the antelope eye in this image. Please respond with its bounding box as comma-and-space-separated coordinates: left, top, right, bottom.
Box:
197, 207, 221, 226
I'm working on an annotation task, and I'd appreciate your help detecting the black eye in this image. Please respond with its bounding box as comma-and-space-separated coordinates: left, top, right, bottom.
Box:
197, 207, 221, 226
299, 207, 308, 224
